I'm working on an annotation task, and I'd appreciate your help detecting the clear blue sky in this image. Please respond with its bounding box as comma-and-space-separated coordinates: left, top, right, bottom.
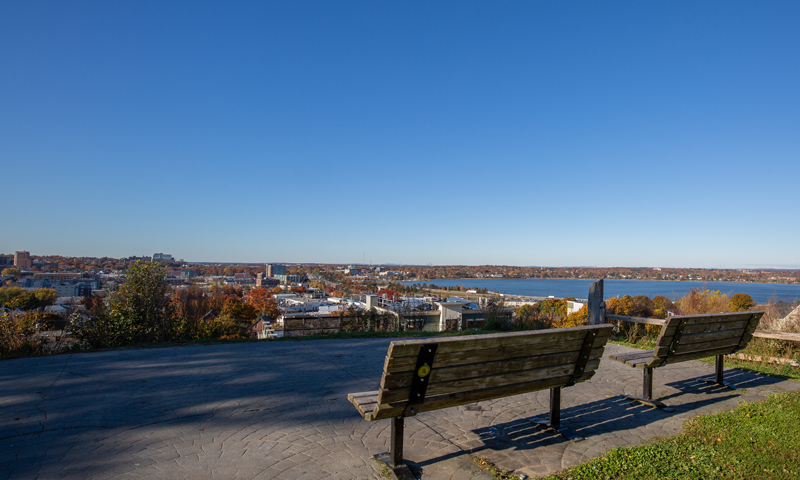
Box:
2, 1, 799, 268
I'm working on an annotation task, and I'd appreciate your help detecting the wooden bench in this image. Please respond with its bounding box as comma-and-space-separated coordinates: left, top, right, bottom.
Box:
347, 324, 614, 477
608, 311, 764, 410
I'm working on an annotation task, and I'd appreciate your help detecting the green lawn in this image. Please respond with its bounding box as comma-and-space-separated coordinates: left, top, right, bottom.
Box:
539, 391, 800, 480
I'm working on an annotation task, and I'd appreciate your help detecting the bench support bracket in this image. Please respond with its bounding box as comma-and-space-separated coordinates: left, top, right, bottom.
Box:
373, 416, 415, 480
623, 367, 673, 411
529, 387, 584, 442
699, 355, 738, 390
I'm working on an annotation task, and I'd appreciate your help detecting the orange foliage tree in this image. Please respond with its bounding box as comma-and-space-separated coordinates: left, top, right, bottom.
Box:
557, 305, 588, 328
245, 288, 281, 320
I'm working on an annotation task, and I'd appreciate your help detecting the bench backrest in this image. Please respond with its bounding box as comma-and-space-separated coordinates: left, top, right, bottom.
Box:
646, 311, 763, 368
369, 324, 614, 420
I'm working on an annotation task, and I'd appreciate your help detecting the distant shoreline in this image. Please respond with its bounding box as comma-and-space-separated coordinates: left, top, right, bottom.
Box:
410, 277, 799, 285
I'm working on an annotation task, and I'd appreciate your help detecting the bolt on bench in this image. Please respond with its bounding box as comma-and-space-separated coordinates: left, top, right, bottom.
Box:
608, 311, 764, 410
348, 324, 614, 478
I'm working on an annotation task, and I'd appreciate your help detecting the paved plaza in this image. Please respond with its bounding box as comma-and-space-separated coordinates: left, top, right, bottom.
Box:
2, 338, 798, 480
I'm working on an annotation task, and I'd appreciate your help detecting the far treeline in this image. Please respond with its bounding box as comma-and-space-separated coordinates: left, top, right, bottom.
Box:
3, 253, 800, 285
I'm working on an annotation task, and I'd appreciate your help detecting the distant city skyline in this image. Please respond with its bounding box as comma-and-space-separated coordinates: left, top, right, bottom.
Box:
2, 2, 799, 269
3, 249, 799, 271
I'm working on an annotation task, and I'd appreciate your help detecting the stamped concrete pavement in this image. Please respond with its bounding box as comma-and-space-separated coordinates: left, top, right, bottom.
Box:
1, 339, 798, 480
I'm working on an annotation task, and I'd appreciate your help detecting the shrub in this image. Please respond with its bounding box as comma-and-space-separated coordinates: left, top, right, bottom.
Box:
676, 288, 731, 315
0, 315, 45, 358
730, 293, 755, 312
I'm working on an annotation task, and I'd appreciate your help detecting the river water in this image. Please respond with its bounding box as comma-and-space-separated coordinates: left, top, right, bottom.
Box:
401, 278, 800, 304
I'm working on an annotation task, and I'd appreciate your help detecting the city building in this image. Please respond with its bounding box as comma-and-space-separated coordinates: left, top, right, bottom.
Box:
167, 269, 196, 279
0, 255, 12, 266
365, 294, 512, 332
32, 273, 83, 281
566, 300, 586, 315
152, 253, 175, 262
14, 251, 32, 270
123, 256, 152, 263
275, 274, 301, 285
15, 277, 99, 297
249, 314, 276, 339
267, 264, 286, 277
256, 273, 280, 289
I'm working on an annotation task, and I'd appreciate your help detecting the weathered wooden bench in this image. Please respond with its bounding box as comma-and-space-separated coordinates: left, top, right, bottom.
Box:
608, 311, 764, 410
348, 324, 614, 477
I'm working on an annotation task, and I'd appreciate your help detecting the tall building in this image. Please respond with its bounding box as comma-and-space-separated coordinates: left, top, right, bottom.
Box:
14, 251, 32, 270
152, 253, 175, 262
267, 264, 286, 277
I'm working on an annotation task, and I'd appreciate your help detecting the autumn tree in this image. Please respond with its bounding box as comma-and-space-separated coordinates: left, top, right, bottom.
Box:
33, 288, 57, 309
221, 296, 257, 320
171, 286, 209, 338
730, 293, 755, 312
515, 304, 551, 330
104, 262, 175, 344
558, 305, 588, 328
244, 288, 281, 320
245, 288, 272, 311
171, 286, 208, 321
677, 288, 731, 315
537, 298, 566, 324
377, 289, 400, 301
606, 295, 654, 318
0, 287, 26, 308
652, 296, 675, 319
483, 300, 513, 331
1, 268, 20, 276
7, 291, 38, 310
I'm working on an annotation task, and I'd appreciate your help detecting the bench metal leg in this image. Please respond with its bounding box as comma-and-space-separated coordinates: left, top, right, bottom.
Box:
373, 417, 415, 480
623, 367, 673, 411
529, 387, 584, 442
699, 355, 738, 390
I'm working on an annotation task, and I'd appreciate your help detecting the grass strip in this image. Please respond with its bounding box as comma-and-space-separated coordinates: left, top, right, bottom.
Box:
541, 390, 800, 480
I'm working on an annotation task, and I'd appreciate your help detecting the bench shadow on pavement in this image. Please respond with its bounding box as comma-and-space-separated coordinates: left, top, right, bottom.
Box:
459, 366, 780, 460
665, 367, 787, 392
469, 393, 732, 455
415, 381, 745, 469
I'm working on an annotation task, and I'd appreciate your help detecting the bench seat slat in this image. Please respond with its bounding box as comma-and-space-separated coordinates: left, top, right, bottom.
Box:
609, 350, 653, 361
379, 359, 602, 405
609, 350, 653, 362
347, 391, 379, 420
384, 334, 609, 373
628, 358, 652, 368
609, 350, 655, 368
382, 348, 604, 389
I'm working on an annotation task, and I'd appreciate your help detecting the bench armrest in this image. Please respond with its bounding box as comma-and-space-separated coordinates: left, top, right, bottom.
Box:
606, 314, 666, 326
